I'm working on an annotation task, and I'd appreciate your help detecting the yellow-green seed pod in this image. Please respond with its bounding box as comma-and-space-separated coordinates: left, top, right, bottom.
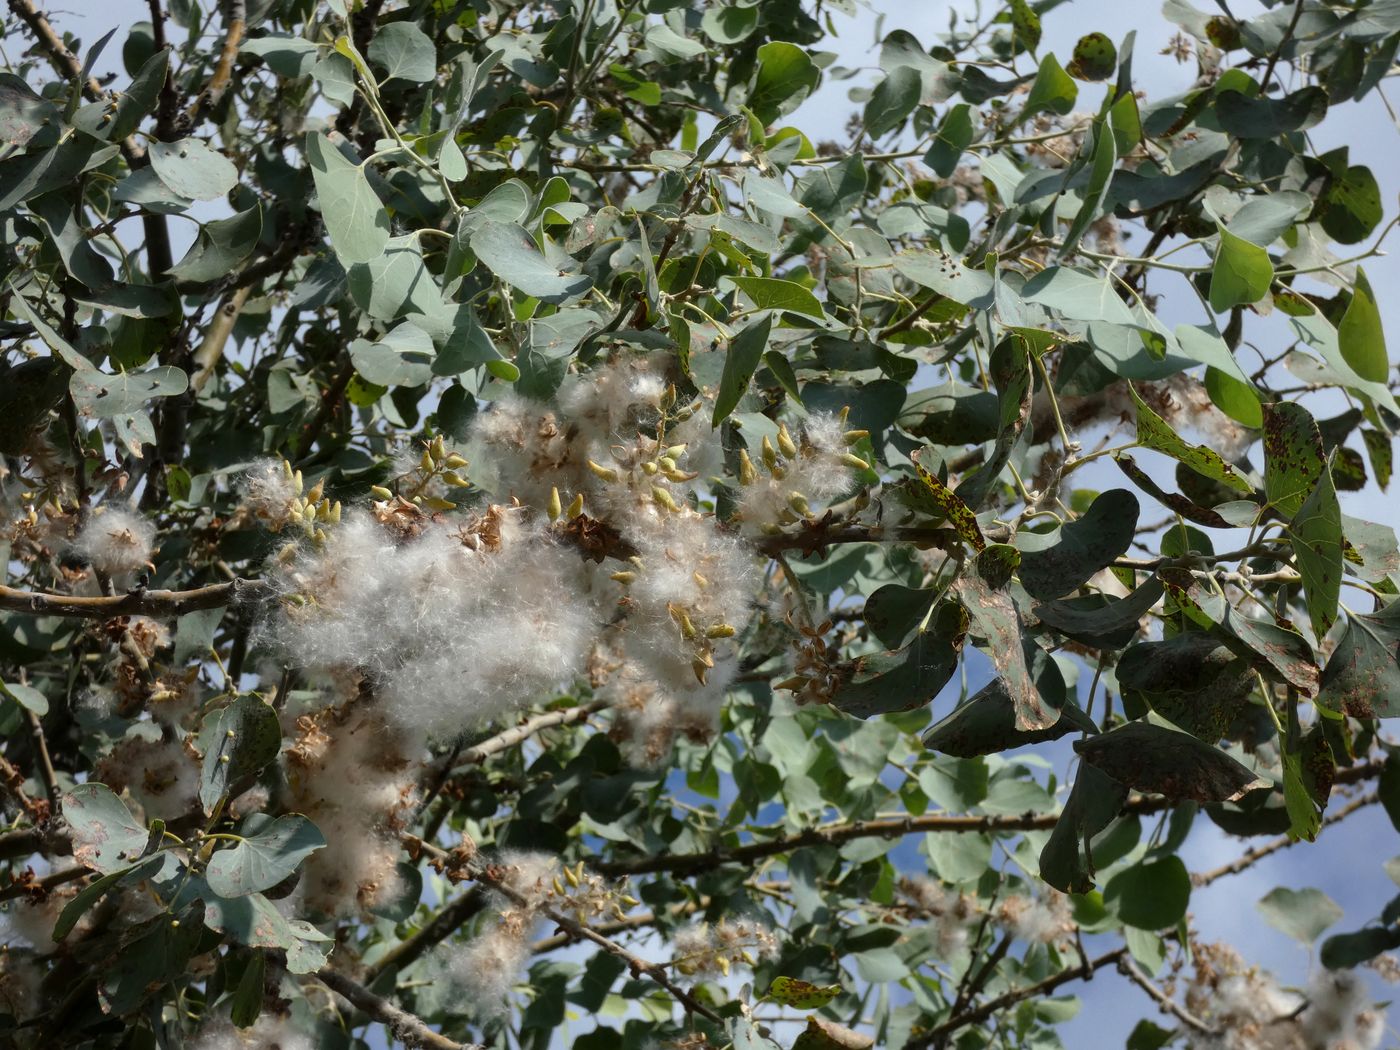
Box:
329, 501, 342, 523
586, 460, 619, 482
652, 485, 680, 512
431, 434, 446, 461
302, 503, 318, 524
610, 571, 636, 585
691, 658, 710, 685
306, 478, 325, 505
370, 485, 393, 500
840, 453, 871, 470
665, 444, 687, 459
444, 452, 468, 469
843, 429, 870, 445
776, 422, 798, 459
658, 456, 677, 472
292, 470, 304, 494
761, 435, 778, 470
442, 471, 470, 488
419, 449, 435, 473
547, 487, 563, 521
788, 492, 811, 516
566, 493, 584, 519
738, 449, 758, 485
641, 460, 659, 476
564, 864, 580, 888
692, 571, 709, 588
707, 623, 736, 638
552, 876, 565, 896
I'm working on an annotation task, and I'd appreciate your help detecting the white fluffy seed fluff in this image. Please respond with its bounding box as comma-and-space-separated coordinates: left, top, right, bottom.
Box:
187, 1014, 315, 1050
445, 922, 531, 1018
238, 458, 302, 530
271, 357, 766, 764
74, 506, 155, 576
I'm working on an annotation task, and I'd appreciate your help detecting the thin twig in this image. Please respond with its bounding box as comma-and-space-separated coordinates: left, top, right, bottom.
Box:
1118, 955, 1218, 1036
315, 968, 481, 1050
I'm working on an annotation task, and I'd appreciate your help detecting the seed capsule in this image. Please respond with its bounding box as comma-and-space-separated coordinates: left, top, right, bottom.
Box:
547, 487, 562, 521
840, 453, 871, 470
566, 493, 584, 519
586, 460, 619, 482
776, 422, 798, 459
370, 485, 393, 500
843, 429, 869, 445
738, 449, 758, 485
761, 435, 778, 470
444, 453, 469, 469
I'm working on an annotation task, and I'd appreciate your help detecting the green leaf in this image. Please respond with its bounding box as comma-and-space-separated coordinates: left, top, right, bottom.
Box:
1263, 402, 1326, 519
306, 131, 389, 265
1040, 762, 1128, 894
206, 815, 327, 897
1060, 119, 1117, 257
1019, 489, 1140, 601
1104, 857, 1191, 930
925, 103, 974, 178
175, 879, 333, 973
230, 951, 266, 1027
240, 34, 320, 78
1067, 32, 1117, 80
63, 783, 150, 873
1130, 385, 1251, 493
1209, 226, 1273, 312
149, 137, 238, 201
1322, 926, 1400, 970
1, 679, 48, 715
70, 366, 188, 419
367, 21, 438, 83
924, 682, 1095, 758
730, 276, 823, 317
831, 603, 963, 719
470, 220, 591, 303
750, 42, 820, 125
955, 338, 1032, 509
1074, 721, 1265, 802
1204, 365, 1263, 428
712, 314, 772, 427
199, 694, 282, 813
1022, 53, 1077, 120
54, 855, 165, 940
1338, 267, 1389, 383
1257, 886, 1342, 945
893, 249, 994, 308
1290, 466, 1343, 640
864, 66, 921, 139
1319, 162, 1382, 245
701, 5, 759, 44
168, 203, 262, 283
1034, 578, 1166, 650
1318, 599, 1400, 718
1215, 87, 1328, 138
110, 47, 170, 141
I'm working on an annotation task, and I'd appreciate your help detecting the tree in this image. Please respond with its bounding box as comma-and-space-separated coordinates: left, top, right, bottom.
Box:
0, 0, 1396, 1046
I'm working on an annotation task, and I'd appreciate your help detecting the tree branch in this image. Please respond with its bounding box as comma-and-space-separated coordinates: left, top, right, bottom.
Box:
0, 577, 269, 619
1118, 955, 1217, 1036
596, 760, 1386, 877
315, 968, 480, 1050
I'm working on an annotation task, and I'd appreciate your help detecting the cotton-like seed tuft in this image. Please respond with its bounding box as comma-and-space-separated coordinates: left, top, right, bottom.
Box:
74, 506, 155, 576
187, 1014, 315, 1050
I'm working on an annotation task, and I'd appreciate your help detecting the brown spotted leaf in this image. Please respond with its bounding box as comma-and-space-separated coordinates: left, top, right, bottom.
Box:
1113, 454, 1235, 527
955, 336, 1031, 510
1264, 402, 1326, 519
1317, 598, 1400, 718
956, 548, 1056, 730
831, 602, 965, 719
63, 783, 151, 874
911, 448, 985, 552
1074, 721, 1266, 802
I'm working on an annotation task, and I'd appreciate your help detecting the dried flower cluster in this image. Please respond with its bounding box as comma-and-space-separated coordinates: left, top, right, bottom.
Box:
898, 876, 1075, 957
671, 918, 779, 977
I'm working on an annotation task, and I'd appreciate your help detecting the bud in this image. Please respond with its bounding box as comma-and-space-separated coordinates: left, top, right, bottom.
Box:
370, 485, 394, 500
761, 435, 778, 470
669, 603, 697, 639
776, 422, 798, 459
292, 470, 304, 494
566, 493, 584, 519
444, 453, 469, 469
843, 429, 869, 445
547, 487, 562, 521
442, 471, 470, 488
564, 864, 581, 888
610, 571, 636, 585
552, 876, 565, 896
840, 453, 871, 470
707, 624, 736, 638
665, 444, 687, 459
419, 449, 434, 473
652, 485, 681, 512
641, 460, 659, 476
788, 492, 811, 516
431, 434, 446, 461
658, 456, 677, 473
